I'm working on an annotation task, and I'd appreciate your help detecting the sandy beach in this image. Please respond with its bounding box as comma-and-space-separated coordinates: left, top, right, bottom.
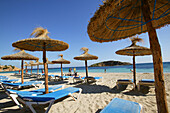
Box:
0, 72, 170, 113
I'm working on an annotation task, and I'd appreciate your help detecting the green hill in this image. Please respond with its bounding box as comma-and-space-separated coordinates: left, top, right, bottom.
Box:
90, 60, 132, 67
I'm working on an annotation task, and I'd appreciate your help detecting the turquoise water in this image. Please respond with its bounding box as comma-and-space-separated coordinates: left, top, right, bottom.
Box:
1, 62, 170, 74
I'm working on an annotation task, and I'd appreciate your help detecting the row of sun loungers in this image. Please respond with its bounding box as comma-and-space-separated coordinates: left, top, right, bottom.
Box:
73, 76, 103, 83
0, 75, 151, 113
4, 84, 142, 113
116, 79, 155, 90
48, 74, 103, 84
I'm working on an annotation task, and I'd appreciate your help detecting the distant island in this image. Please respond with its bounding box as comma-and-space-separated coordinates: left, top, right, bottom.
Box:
89, 60, 132, 67
0, 65, 20, 72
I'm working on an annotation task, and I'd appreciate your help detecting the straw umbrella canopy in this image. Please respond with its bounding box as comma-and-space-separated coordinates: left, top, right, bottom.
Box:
1, 50, 39, 83
87, 1, 169, 112
52, 54, 70, 76
30, 60, 46, 74
12, 27, 69, 94
24, 62, 30, 74
115, 37, 152, 87
46, 58, 54, 69
74, 47, 98, 78
29, 61, 35, 75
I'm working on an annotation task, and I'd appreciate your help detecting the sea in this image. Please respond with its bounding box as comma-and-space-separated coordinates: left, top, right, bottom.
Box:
0, 62, 170, 74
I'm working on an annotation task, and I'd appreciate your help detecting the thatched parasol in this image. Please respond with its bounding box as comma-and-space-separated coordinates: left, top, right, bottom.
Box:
1, 50, 39, 83
12, 27, 69, 94
87, 0, 169, 112
52, 54, 70, 76
74, 47, 98, 78
116, 37, 152, 87
24, 62, 30, 74
30, 60, 45, 74
29, 61, 34, 75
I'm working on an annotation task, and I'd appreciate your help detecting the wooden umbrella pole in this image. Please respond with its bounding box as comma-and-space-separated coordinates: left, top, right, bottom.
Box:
25, 66, 27, 74
85, 60, 88, 77
43, 43, 49, 94
37, 65, 39, 74
133, 55, 136, 87
142, 0, 168, 112
31, 66, 32, 75
21, 59, 24, 84
61, 63, 63, 77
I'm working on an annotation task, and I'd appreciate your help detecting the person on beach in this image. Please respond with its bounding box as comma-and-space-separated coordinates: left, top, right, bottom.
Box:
74, 72, 78, 77
69, 68, 72, 76
73, 68, 76, 73
104, 69, 106, 73
130, 69, 133, 72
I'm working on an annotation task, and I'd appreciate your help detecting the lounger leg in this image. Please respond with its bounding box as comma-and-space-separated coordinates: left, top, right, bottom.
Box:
137, 84, 140, 91
39, 82, 44, 88
0, 83, 5, 89
77, 89, 82, 100
68, 93, 76, 101
61, 85, 65, 89
132, 83, 135, 89
116, 82, 119, 89
25, 102, 37, 113
33, 84, 38, 89
45, 100, 55, 113
9, 94, 22, 109
68, 88, 82, 101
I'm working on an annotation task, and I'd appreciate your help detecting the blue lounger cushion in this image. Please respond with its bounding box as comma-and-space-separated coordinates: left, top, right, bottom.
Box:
81, 77, 102, 80
2, 79, 19, 83
61, 76, 70, 79
100, 98, 142, 113
7, 85, 63, 96
33, 85, 63, 92
7, 89, 43, 95
0, 76, 8, 78
140, 79, 154, 83
74, 77, 81, 79
48, 75, 55, 77
3, 82, 34, 87
19, 87, 80, 102
117, 79, 133, 82
3, 81, 43, 87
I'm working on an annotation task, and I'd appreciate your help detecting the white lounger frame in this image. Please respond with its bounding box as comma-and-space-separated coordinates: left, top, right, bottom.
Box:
137, 81, 155, 91
116, 80, 135, 89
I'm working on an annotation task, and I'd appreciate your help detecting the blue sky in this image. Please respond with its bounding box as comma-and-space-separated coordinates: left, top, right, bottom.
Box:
0, 0, 169, 68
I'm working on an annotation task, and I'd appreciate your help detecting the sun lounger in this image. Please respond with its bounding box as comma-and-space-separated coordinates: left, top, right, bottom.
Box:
17, 87, 82, 113
2, 81, 44, 89
49, 75, 72, 81
0, 77, 9, 89
0, 77, 18, 88
0, 75, 8, 78
137, 79, 155, 91
48, 74, 58, 81
2, 79, 19, 83
100, 98, 142, 113
73, 76, 84, 83
116, 79, 135, 89
73, 76, 103, 84
5, 85, 64, 109
84, 76, 102, 82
